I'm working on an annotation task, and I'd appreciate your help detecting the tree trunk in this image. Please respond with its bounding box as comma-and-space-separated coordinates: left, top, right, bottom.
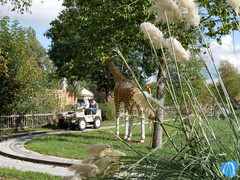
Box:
152, 61, 166, 148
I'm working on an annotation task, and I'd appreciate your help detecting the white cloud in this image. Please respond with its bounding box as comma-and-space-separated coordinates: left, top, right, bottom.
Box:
0, 0, 64, 27
208, 34, 240, 72
0, 0, 64, 48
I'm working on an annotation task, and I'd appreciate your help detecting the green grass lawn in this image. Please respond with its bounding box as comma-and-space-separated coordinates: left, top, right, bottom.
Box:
25, 118, 235, 161
0, 167, 62, 180
25, 120, 181, 160
101, 120, 115, 126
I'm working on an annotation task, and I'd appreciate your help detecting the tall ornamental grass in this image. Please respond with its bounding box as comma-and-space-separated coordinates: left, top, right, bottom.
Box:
114, 1, 240, 179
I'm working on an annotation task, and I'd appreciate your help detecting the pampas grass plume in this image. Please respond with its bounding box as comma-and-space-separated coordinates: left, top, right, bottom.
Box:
68, 144, 126, 179
140, 22, 165, 49
94, 157, 112, 170
228, 0, 240, 13
150, 0, 183, 23
82, 155, 96, 164
176, 0, 200, 26
185, 6, 200, 26
176, 0, 194, 9
166, 37, 190, 62
86, 143, 110, 156
70, 163, 99, 177
108, 164, 122, 173
101, 150, 126, 157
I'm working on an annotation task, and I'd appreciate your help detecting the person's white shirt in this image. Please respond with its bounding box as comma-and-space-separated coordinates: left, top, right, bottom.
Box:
81, 98, 90, 108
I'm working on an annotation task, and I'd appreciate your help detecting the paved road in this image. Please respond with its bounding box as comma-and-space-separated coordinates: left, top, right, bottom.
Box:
0, 126, 115, 176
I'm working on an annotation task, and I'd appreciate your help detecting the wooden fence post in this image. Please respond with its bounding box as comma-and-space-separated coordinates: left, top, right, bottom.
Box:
32, 112, 34, 129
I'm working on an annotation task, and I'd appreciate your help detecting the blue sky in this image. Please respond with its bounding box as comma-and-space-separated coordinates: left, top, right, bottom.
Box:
1, 0, 240, 75
0, 0, 64, 49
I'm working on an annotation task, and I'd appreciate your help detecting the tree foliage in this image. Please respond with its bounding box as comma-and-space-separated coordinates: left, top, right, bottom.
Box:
218, 60, 240, 103
46, 0, 155, 97
46, 0, 239, 98
0, 17, 57, 113
0, 0, 32, 13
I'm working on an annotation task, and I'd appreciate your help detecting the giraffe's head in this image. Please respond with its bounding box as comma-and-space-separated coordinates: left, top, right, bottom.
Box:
100, 56, 111, 65
146, 85, 152, 94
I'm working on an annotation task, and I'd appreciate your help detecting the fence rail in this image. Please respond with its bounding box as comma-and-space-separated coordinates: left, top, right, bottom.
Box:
0, 113, 56, 131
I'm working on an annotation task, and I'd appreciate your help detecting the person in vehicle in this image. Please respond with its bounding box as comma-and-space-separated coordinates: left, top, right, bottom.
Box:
81, 97, 90, 109
81, 97, 91, 115
90, 98, 99, 114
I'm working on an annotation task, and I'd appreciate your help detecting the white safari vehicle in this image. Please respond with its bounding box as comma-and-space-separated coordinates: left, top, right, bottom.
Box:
57, 108, 102, 131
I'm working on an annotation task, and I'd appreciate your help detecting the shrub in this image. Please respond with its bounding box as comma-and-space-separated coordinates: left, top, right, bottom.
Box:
99, 103, 115, 121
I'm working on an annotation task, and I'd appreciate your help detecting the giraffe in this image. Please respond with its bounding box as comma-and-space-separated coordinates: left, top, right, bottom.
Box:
146, 85, 154, 135
133, 85, 161, 137
101, 56, 145, 143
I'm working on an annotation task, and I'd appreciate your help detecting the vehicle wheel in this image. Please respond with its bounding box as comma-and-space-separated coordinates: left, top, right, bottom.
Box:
78, 118, 86, 131
94, 117, 101, 129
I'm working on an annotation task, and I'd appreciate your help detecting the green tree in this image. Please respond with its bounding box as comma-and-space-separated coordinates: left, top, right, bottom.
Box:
46, 0, 239, 97
218, 60, 240, 103
0, 0, 32, 13
0, 17, 57, 113
46, 0, 154, 100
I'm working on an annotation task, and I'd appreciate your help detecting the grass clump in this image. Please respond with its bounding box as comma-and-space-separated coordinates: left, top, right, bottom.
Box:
0, 167, 62, 180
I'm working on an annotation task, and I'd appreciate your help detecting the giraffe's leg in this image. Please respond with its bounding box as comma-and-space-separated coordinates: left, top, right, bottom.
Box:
127, 105, 134, 141
136, 104, 145, 144
148, 114, 155, 136
116, 116, 120, 136
127, 118, 133, 142
124, 108, 129, 140
115, 102, 120, 136
140, 116, 145, 143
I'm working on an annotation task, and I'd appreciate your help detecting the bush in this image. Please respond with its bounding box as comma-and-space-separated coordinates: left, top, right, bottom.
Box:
99, 103, 115, 121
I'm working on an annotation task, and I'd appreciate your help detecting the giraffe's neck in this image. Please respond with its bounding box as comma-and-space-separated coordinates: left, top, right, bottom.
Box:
109, 61, 127, 83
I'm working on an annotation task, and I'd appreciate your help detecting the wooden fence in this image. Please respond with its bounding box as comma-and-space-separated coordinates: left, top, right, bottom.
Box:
0, 113, 56, 130
55, 90, 78, 108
